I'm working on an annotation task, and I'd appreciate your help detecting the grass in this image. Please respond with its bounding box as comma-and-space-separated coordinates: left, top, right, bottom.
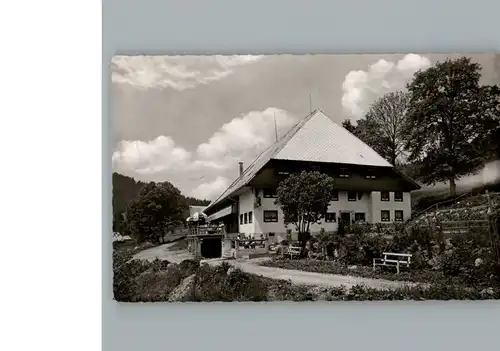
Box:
258, 258, 472, 286
168, 238, 188, 251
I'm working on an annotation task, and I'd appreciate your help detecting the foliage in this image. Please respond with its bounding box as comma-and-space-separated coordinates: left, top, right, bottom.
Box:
259, 257, 487, 288
275, 171, 335, 240
112, 173, 146, 233
184, 197, 211, 206
341, 119, 357, 134
113, 256, 172, 302
113, 250, 500, 302
113, 257, 288, 302
112, 172, 210, 235
402, 57, 500, 196
123, 181, 187, 244
343, 91, 410, 166
342, 283, 498, 301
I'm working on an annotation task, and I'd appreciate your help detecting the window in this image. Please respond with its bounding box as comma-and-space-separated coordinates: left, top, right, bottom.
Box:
244, 213, 248, 224
240, 214, 243, 224
381, 191, 390, 201
263, 210, 278, 222
348, 191, 357, 201
357, 191, 363, 200
325, 212, 336, 223
395, 210, 404, 222
381, 210, 390, 222
394, 191, 403, 202
355, 212, 366, 222
248, 211, 253, 224
263, 189, 277, 198
332, 190, 339, 201
339, 168, 350, 178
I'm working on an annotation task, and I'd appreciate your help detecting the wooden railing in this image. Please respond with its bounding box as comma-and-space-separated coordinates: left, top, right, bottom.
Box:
406, 191, 500, 229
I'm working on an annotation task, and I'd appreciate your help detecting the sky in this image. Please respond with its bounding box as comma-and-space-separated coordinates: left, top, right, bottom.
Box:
111, 53, 499, 200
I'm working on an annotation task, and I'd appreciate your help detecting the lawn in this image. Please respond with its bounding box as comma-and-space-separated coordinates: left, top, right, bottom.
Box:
258, 258, 470, 286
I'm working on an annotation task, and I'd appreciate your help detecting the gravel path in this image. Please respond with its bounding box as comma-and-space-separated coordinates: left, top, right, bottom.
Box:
132, 242, 193, 263
133, 243, 415, 290
209, 258, 414, 290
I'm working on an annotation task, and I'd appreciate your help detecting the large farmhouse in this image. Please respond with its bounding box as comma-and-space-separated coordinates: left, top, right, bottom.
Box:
202, 109, 421, 240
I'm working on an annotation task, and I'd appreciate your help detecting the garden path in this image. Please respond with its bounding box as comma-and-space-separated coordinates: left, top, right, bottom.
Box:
211, 258, 416, 290
133, 243, 417, 290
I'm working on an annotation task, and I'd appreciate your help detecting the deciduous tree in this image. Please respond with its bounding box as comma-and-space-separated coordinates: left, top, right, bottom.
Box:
403, 57, 500, 197
342, 90, 410, 167
364, 91, 410, 166
275, 171, 335, 246
124, 181, 187, 243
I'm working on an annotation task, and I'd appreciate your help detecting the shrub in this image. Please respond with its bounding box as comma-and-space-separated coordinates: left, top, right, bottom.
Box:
336, 283, 499, 301
178, 259, 201, 278
219, 268, 268, 302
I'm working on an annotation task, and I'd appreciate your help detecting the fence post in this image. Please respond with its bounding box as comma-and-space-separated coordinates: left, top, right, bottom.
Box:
486, 191, 500, 263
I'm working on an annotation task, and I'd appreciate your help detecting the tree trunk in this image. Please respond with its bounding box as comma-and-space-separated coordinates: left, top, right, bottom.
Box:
298, 232, 311, 257
390, 148, 397, 167
449, 178, 457, 197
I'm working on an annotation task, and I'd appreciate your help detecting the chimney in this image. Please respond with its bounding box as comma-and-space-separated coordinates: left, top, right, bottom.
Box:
239, 162, 244, 176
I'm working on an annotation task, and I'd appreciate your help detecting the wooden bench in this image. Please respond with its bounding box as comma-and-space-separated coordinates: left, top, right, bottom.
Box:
373, 252, 412, 274
286, 245, 302, 259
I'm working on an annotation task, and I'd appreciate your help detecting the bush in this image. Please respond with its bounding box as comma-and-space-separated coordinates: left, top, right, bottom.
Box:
178, 259, 201, 277
341, 283, 497, 301
219, 268, 268, 302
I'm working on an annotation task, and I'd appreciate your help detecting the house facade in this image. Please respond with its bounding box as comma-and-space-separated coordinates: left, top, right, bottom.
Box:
202, 109, 420, 240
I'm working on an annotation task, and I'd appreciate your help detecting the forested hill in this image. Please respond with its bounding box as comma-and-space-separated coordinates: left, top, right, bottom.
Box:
184, 196, 211, 206
112, 172, 210, 232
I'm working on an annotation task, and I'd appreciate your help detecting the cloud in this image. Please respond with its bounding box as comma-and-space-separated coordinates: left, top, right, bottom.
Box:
190, 176, 230, 201
197, 107, 297, 168
112, 136, 192, 176
341, 54, 431, 119
112, 108, 299, 200
111, 55, 264, 90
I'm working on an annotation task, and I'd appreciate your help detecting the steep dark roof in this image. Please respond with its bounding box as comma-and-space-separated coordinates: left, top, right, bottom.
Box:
204, 109, 418, 213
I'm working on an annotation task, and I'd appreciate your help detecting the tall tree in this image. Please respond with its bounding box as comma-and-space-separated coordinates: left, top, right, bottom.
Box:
364, 91, 410, 166
476, 85, 500, 161
275, 171, 335, 248
123, 181, 187, 243
341, 118, 380, 153
341, 119, 357, 134
403, 57, 500, 197
341, 91, 409, 167
112, 172, 210, 233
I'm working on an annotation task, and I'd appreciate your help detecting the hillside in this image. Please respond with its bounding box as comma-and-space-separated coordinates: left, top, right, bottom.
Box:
112, 172, 210, 232
411, 179, 500, 214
